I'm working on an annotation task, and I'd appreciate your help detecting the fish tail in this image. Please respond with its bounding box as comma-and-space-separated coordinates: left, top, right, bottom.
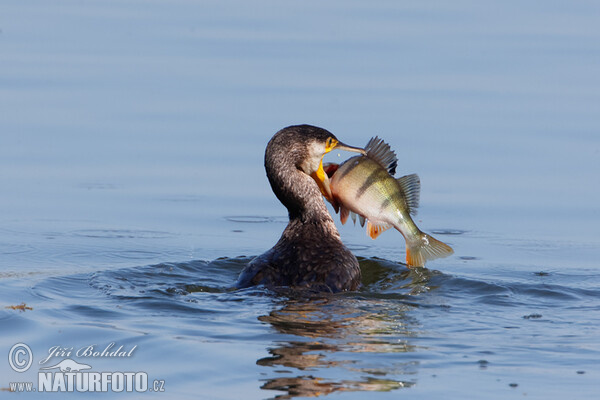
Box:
406, 232, 453, 267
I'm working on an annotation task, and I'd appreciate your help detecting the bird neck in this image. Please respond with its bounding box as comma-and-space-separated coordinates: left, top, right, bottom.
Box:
266, 156, 334, 224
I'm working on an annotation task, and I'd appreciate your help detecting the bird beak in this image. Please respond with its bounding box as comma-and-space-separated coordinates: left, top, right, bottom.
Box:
333, 141, 367, 155
311, 140, 366, 203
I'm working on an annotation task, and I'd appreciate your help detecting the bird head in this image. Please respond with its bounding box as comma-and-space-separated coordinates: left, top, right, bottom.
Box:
293, 126, 366, 202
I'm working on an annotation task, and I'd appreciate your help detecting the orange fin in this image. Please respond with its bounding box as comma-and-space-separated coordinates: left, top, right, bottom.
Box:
366, 221, 391, 239
406, 233, 454, 267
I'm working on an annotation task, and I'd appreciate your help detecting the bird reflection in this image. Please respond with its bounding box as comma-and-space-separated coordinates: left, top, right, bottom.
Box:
255, 263, 431, 399
260, 375, 406, 399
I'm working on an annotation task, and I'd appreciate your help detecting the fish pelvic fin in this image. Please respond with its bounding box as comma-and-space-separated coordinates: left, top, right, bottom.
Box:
367, 221, 392, 239
358, 214, 366, 227
347, 210, 365, 226
397, 174, 420, 216
340, 205, 350, 225
365, 137, 398, 175
406, 232, 453, 267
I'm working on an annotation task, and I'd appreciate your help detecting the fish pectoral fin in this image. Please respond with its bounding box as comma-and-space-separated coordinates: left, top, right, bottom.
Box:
366, 221, 392, 239
397, 174, 420, 216
340, 205, 349, 225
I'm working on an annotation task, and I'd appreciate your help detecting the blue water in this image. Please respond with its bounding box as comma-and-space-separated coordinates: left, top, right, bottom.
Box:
1, 1, 599, 398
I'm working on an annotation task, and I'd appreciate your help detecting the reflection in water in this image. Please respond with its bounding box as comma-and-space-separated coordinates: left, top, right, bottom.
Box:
30, 256, 438, 399
260, 375, 406, 400
256, 283, 422, 399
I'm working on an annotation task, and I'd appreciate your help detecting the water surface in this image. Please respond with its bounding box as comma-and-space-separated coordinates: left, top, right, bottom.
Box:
1, 0, 599, 399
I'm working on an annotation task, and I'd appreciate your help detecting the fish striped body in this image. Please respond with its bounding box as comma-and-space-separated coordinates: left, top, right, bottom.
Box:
328, 137, 453, 267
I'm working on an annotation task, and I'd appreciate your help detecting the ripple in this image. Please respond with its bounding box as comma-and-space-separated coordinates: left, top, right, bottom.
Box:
225, 216, 288, 224
88, 257, 249, 300
71, 229, 176, 239
226, 216, 271, 223
0, 243, 35, 255
23, 252, 600, 400
110, 250, 165, 260
430, 229, 468, 235
46, 244, 179, 265
75, 182, 118, 190
157, 195, 205, 202
346, 243, 371, 251
523, 313, 543, 319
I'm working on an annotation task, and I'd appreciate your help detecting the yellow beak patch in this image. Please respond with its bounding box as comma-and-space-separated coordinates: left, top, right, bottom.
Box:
311, 159, 333, 202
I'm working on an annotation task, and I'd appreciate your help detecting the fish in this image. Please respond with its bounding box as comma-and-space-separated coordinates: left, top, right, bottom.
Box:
323, 137, 453, 267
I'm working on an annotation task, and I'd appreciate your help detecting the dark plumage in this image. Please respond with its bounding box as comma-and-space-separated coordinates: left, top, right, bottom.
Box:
236, 125, 363, 292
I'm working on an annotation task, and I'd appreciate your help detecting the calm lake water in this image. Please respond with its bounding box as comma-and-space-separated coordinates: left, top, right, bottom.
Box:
1, 1, 599, 399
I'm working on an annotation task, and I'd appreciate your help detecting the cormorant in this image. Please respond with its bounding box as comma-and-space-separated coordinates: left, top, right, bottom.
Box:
236, 125, 365, 292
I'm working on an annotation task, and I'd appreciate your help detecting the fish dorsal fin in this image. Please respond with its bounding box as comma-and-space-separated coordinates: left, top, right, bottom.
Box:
365, 137, 398, 175
397, 174, 420, 216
